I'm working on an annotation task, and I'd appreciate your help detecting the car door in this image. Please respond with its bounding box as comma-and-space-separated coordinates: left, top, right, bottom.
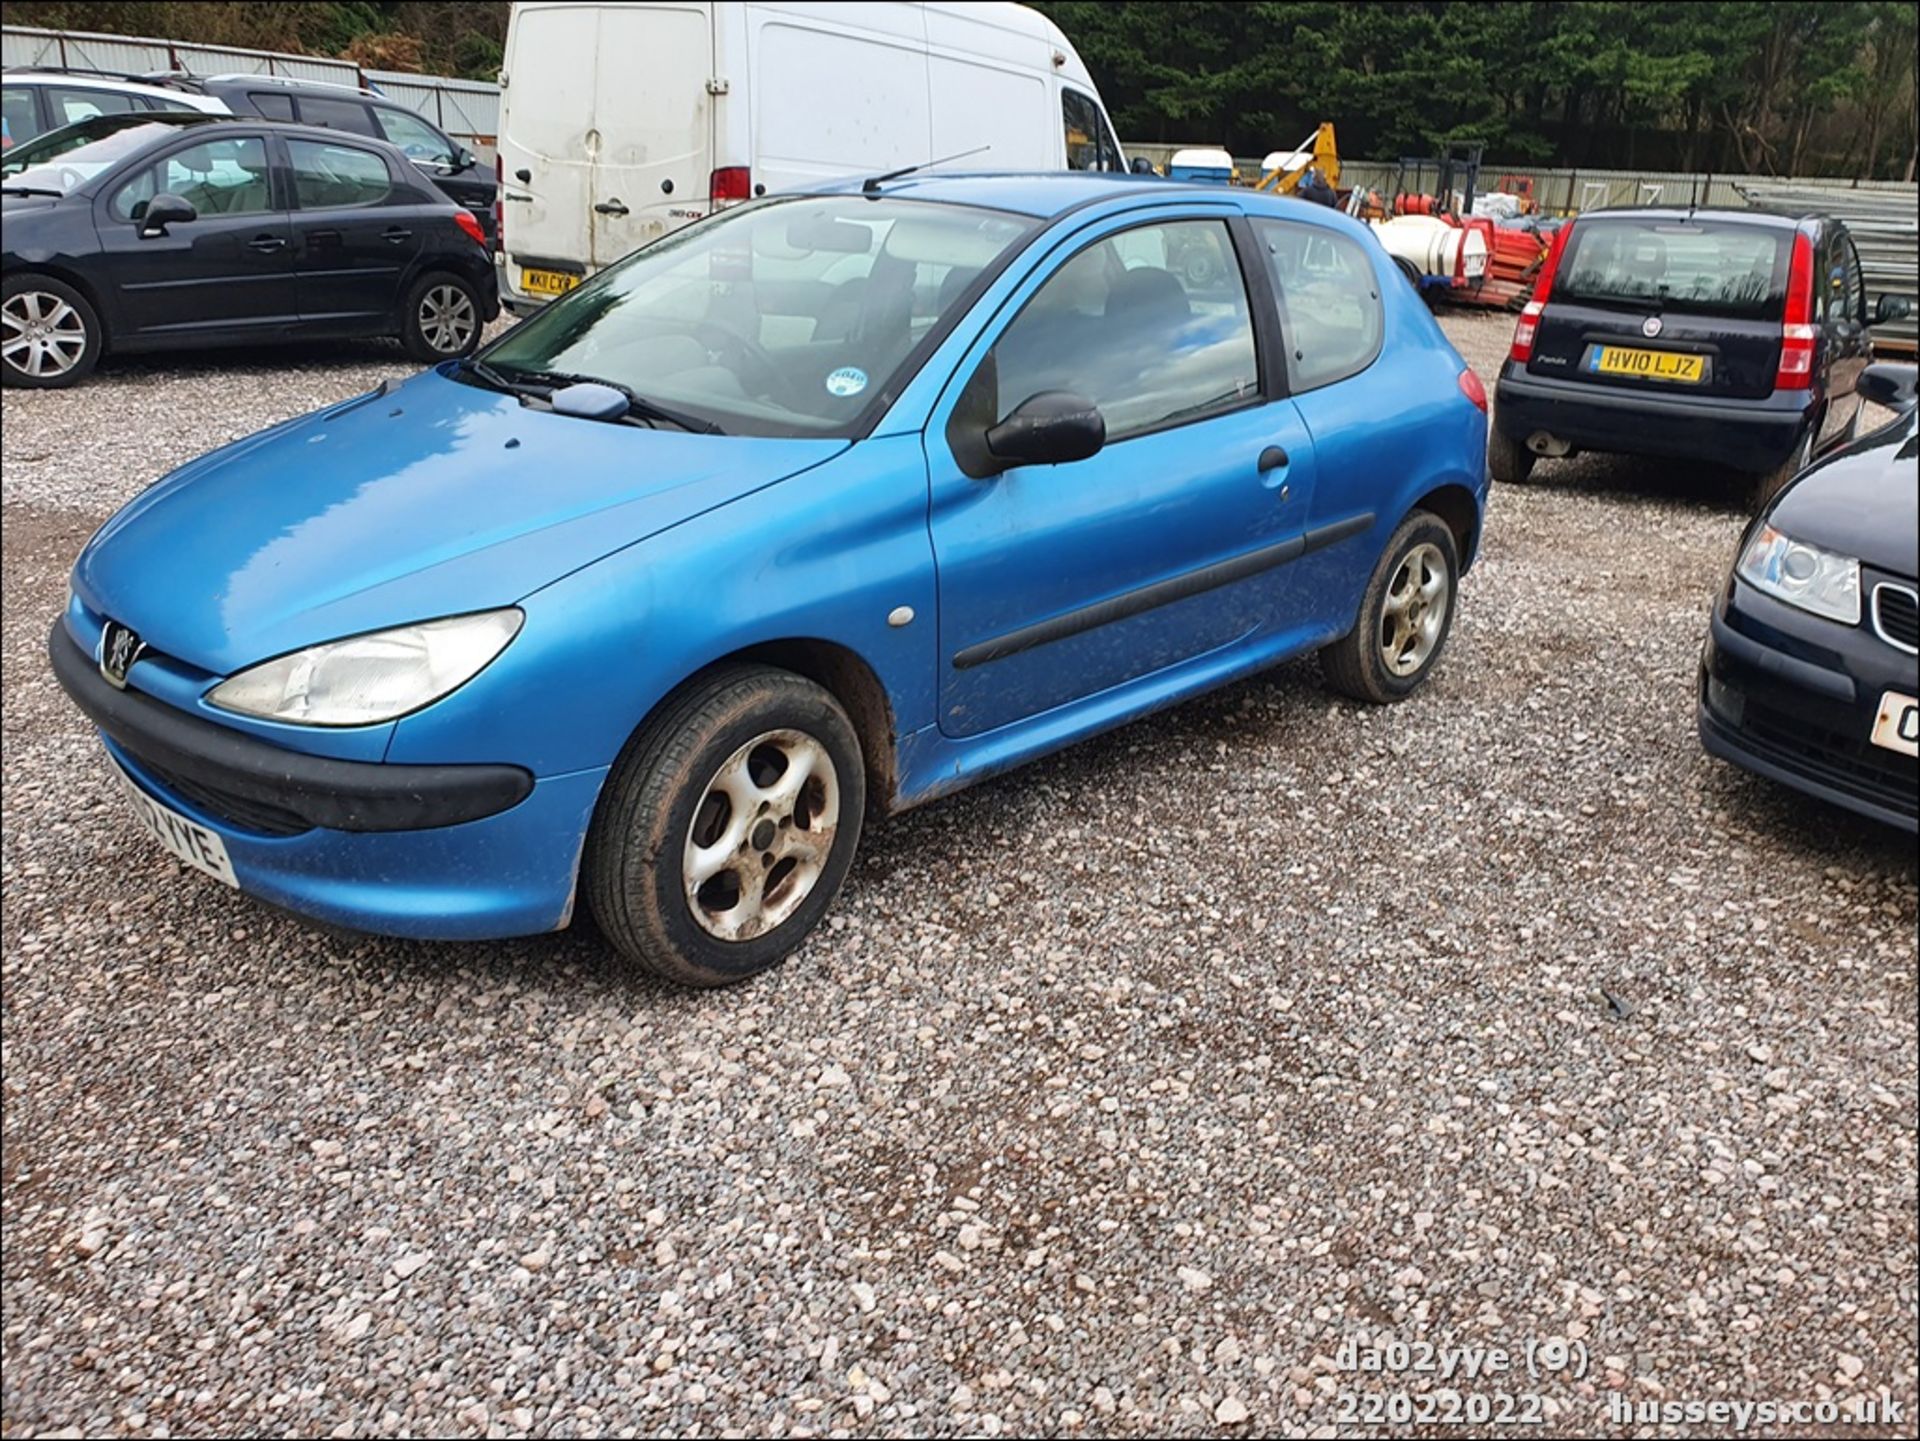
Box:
371, 103, 491, 241
925, 209, 1318, 738
283, 134, 422, 332
90, 130, 297, 341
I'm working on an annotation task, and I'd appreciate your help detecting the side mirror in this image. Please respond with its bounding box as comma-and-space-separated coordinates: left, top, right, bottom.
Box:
1129, 156, 1157, 175
454, 148, 477, 173
1857, 361, 1918, 411
1873, 293, 1913, 324
984, 391, 1105, 469
138, 192, 196, 237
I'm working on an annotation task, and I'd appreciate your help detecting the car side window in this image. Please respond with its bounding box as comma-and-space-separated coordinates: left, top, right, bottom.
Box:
1252, 218, 1383, 391
1062, 88, 1115, 172
374, 106, 457, 168
985, 218, 1259, 442
288, 138, 393, 209
49, 86, 138, 126
295, 95, 379, 136
248, 91, 297, 121
1843, 236, 1866, 326
2, 86, 39, 146
108, 135, 273, 221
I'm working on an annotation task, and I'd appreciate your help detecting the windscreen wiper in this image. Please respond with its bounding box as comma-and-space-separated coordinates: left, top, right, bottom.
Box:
1, 185, 65, 197
456, 356, 541, 396
535, 369, 725, 435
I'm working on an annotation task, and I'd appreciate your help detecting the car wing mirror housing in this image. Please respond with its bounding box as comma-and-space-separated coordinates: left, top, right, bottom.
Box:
1873, 293, 1913, 325
983, 391, 1106, 472
1857, 361, 1918, 411
139, 192, 196, 237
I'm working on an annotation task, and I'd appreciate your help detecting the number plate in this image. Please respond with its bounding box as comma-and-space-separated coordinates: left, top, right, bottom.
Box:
521, 266, 580, 297
1870, 691, 1919, 757
1589, 346, 1705, 383
111, 761, 237, 887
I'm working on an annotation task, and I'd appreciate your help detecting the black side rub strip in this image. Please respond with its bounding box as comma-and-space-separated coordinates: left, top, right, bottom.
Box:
49, 620, 532, 834
952, 511, 1375, 671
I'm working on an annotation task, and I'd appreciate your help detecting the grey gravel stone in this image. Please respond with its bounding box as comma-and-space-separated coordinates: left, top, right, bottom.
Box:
1, 312, 1914, 1437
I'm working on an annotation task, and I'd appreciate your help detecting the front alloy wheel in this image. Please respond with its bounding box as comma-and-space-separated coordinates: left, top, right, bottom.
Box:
1, 276, 101, 388
585, 665, 866, 987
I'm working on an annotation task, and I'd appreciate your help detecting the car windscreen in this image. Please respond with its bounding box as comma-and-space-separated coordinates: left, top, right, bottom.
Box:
479, 195, 1038, 438
1554, 219, 1788, 319
3, 120, 187, 192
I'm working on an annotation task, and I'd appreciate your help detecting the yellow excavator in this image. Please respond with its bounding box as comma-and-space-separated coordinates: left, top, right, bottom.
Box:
1254, 122, 1340, 196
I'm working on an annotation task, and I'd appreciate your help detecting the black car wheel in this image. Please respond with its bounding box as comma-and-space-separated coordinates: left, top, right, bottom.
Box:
1753, 426, 1813, 508
1321, 510, 1461, 704
1, 274, 102, 388
1487, 423, 1537, 483
584, 665, 866, 987
400, 272, 482, 362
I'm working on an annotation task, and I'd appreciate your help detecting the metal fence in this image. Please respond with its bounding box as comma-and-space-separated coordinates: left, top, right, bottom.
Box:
3, 23, 500, 152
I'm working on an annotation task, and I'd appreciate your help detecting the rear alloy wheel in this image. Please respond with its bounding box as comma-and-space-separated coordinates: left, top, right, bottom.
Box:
400, 273, 482, 362
585, 665, 866, 987
1486, 423, 1537, 483
1, 275, 101, 388
1320, 511, 1461, 704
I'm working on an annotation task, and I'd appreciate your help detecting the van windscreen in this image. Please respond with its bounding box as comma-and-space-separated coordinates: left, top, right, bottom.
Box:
1554, 220, 1787, 319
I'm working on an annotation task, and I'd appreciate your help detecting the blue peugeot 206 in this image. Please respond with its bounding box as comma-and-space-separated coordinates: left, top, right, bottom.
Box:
53, 172, 1490, 987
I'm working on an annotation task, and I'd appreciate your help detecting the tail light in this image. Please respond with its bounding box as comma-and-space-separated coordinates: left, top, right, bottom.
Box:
1775, 231, 1816, 390
709, 166, 752, 207
1457, 367, 1488, 413
453, 209, 487, 247
1509, 221, 1574, 364
493, 153, 504, 249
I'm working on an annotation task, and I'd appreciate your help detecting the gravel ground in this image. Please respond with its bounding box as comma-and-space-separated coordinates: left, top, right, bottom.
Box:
2, 314, 1914, 1439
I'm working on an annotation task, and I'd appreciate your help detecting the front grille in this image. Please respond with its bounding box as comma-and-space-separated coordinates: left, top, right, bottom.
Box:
131, 755, 313, 837
1738, 700, 1918, 821
1871, 583, 1918, 655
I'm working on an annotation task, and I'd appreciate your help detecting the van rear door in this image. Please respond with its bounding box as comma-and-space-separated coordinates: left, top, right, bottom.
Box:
1527, 217, 1788, 400
501, 2, 713, 279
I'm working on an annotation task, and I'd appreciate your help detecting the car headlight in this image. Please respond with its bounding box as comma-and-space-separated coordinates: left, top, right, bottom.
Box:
1734, 524, 1860, 624
209, 609, 523, 726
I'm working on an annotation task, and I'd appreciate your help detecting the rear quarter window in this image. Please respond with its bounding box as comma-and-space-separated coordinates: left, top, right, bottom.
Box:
1254, 219, 1383, 391
1556, 220, 1786, 320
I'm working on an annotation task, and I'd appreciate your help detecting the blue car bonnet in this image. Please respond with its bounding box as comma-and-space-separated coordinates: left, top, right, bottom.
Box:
73, 370, 847, 675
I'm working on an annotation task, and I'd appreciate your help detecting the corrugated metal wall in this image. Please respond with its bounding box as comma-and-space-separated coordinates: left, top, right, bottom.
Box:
3, 23, 500, 150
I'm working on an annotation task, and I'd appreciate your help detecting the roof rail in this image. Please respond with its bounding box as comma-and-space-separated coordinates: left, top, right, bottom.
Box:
5, 64, 205, 92
200, 71, 377, 98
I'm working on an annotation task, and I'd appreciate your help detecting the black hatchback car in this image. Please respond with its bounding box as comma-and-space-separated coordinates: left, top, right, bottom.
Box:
1492, 207, 1912, 502
2, 114, 497, 387
187, 75, 497, 246
1699, 363, 1919, 831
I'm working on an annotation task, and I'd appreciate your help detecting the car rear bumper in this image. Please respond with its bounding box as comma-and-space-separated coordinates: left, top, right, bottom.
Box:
1697, 597, 1918, 832
1495, 368, 1811, 473
49, 619, 605, 938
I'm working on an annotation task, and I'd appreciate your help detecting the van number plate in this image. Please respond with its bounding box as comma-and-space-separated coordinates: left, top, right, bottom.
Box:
1589, 346, 1704, 383
521, 267, 580, 297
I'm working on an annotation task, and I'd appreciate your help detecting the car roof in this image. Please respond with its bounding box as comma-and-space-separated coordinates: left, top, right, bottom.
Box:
800, 169, 1351, 222
3, 69, 226, 106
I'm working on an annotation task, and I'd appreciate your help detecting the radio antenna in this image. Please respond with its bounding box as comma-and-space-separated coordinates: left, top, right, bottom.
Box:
863, 145, 992, 194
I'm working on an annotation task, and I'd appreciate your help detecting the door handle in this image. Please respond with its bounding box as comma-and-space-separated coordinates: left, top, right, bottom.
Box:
247, 235, 287, 253
1257, 445, 1289, 473
382, 226, 413, 243
594, 198, 630, 217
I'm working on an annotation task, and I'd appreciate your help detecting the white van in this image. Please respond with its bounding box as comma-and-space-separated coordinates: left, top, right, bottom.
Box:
495, 0, 1127, 310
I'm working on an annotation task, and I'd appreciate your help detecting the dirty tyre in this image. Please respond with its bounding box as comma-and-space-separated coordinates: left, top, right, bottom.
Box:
399, 271, 483, 362
2, 273, 101, 388
1752, 427, 1813, 509
1320, 511, 1460, 704
585, 665, 866, 987
1486, 422, 1536, 483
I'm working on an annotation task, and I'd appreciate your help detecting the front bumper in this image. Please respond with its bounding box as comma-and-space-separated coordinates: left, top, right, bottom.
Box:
50, 619, 606, 939
1495, 367, 1810, 473
1697, 588, 1918, 832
